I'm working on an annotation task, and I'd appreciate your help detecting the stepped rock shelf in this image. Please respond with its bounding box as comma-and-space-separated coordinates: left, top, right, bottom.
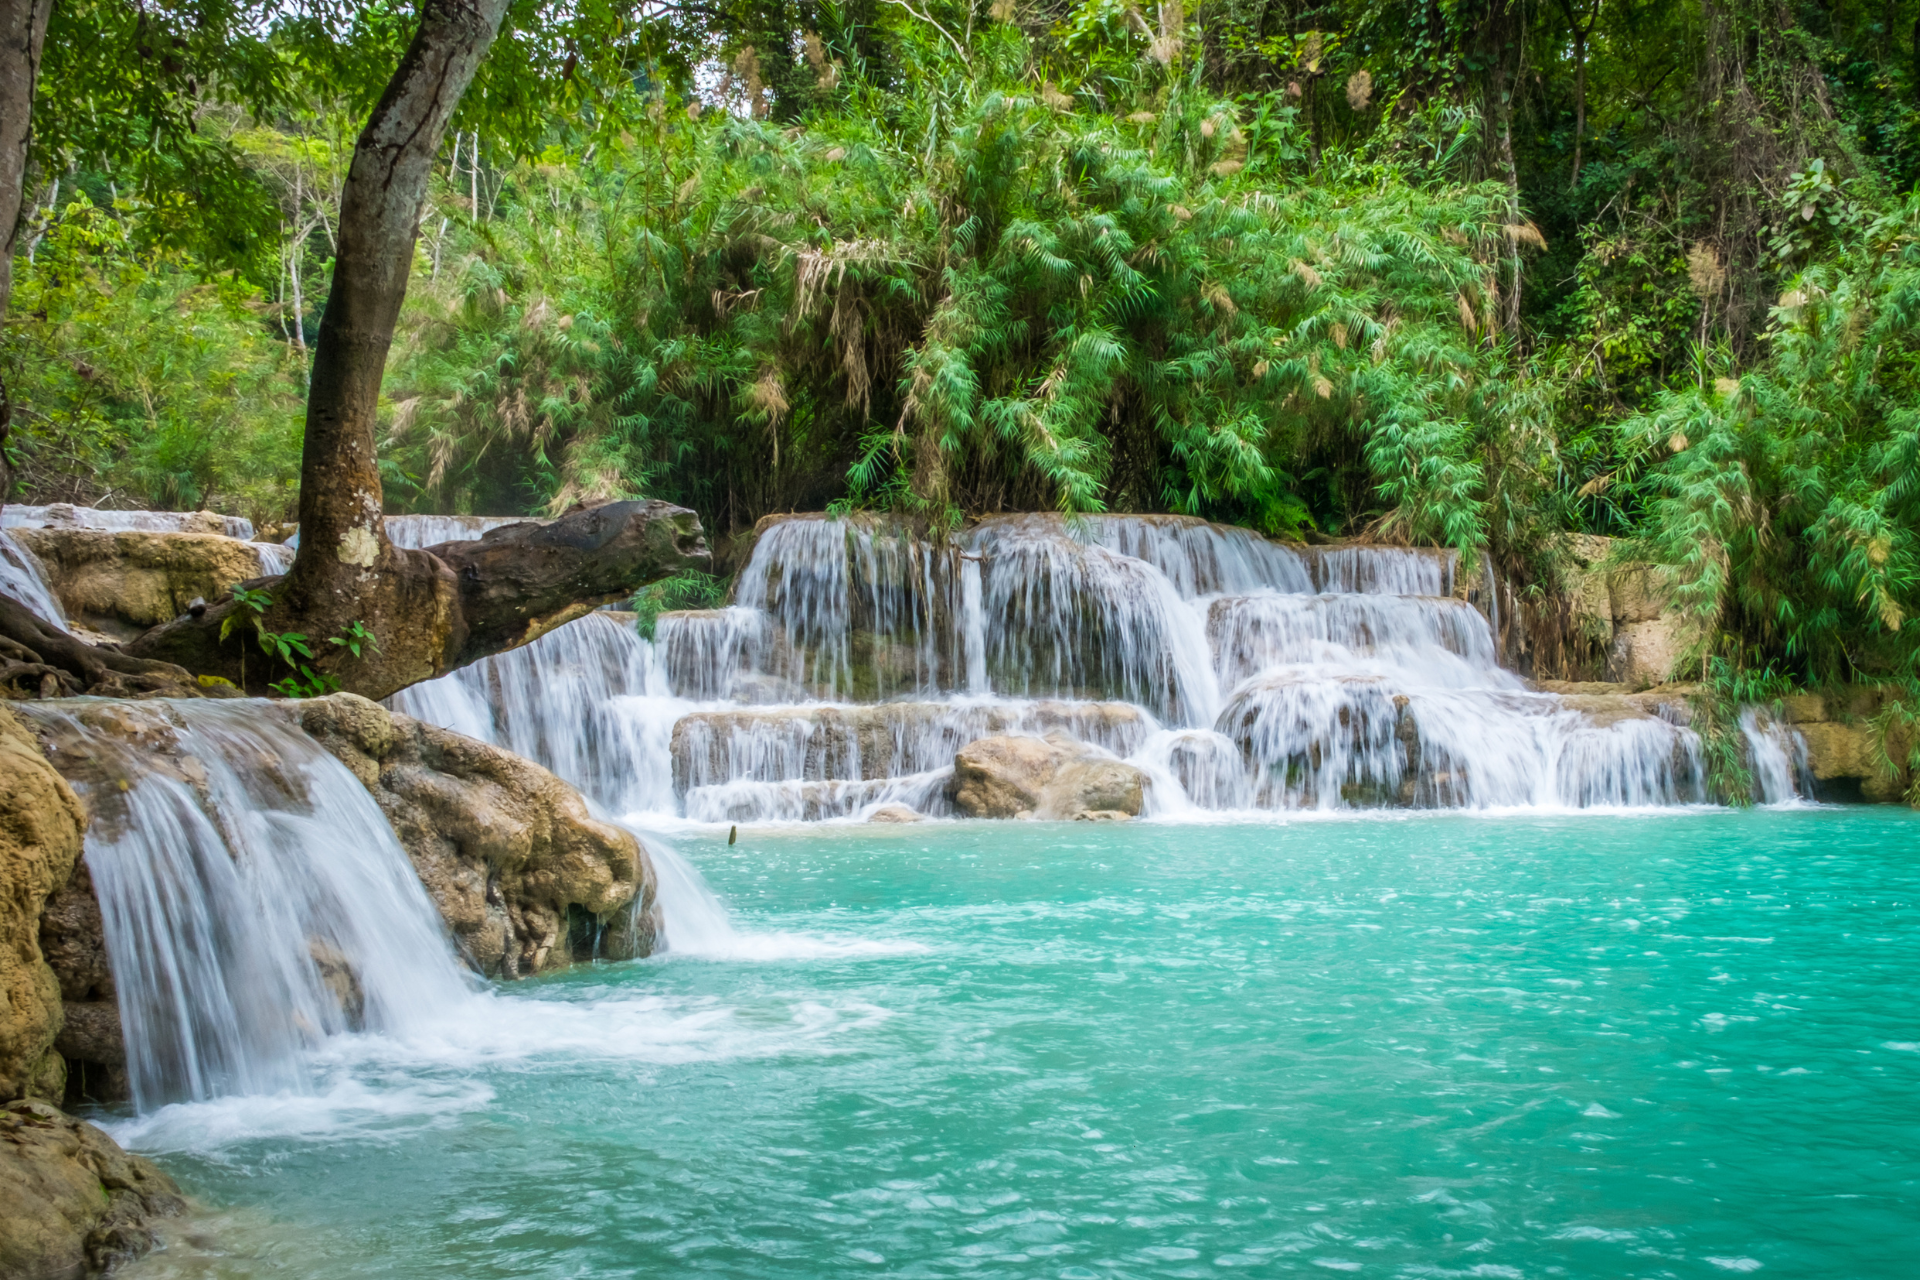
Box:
382, 510, 1893, 819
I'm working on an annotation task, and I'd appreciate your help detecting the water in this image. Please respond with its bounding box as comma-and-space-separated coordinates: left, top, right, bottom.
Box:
3, 503, 255, 539
393, 514, 1744, 820
0, 527, 70, 628
111, 810, 1920, 1278
22, 700, 473, 1110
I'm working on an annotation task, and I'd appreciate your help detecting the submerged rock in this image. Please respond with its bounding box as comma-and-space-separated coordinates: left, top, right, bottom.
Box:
949, 733, 1147, 820
0, 1099, 184, 1279
866, 803, 924, 823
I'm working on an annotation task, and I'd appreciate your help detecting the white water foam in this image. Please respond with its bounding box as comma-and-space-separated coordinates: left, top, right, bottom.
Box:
388, 511, 1798, 822
23, 701, 473, 1111
0, 528, 69, 629
3, 503, 255, 539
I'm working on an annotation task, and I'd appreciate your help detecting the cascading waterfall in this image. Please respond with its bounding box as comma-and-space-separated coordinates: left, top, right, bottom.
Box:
1740, 708, 1817, 804
3, 503, 256, 539
0, 528, 69, 629
21, 701, 471, 1111
392, 510, 1797, 817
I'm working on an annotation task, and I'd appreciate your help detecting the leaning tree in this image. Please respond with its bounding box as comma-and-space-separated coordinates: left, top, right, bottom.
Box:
0, 0, 707, 699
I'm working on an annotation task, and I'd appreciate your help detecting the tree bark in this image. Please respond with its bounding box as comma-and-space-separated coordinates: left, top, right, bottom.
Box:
0, 0, 54, 500
275, 0, 514, 652
126, 500, 709, 701
1556, 0, 1599, 188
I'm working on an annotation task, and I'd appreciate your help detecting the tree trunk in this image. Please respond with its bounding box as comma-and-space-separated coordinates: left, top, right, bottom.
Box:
126, 500, 709, 701
0, 0, 54, 500
275, 0, 514, 654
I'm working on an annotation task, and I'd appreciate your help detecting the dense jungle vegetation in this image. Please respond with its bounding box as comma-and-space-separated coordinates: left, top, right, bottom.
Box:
4, 0, 1920, 716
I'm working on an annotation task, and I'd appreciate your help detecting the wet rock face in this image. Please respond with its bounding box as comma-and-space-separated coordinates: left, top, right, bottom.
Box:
10, 529, 282, 641
0, 708, 84, 1105
1776, 690, 1916, 803
297, 695, 662, 979
0, 1099, 184, 1279
949, 734, 1148, 820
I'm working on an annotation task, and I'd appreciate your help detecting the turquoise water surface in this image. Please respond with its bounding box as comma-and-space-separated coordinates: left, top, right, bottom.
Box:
117, 809, 1920, 1278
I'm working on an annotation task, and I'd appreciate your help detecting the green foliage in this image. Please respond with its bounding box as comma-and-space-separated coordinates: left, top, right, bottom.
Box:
2, 197, 303, 520
383, 57, 1533, 552
631, 572, 732, 640
217, 582, 375, 697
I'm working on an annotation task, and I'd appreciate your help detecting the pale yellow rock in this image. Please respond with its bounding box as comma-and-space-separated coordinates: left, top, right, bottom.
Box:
298, 695, 660, 979
1608, 566, 1671, 626
0, 708, 84, 1104
1606, 618, 1682, 689
11, 528, 281, 640
950, 734, 1148, 820
866, 804, 924, 823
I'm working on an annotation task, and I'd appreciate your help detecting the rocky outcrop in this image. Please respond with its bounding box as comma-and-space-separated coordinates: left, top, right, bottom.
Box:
0, 712, 181, 1276
10, 528, 283, 642
1777, 689, 1916, 803
949, 734, 1148, 820
0, 1099, 184, 1279
297, 695, 661, 978
0, 707, 84, 1104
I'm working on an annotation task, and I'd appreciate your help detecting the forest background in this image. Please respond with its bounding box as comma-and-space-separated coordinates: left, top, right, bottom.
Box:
6, 0, 1920, 710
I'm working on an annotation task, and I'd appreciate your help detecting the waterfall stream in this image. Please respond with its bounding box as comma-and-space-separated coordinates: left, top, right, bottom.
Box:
389, 512, 1811, 818
21, 701, 472, 1111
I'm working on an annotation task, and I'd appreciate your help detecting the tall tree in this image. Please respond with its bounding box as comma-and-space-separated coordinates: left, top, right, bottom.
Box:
0, 0, 52, 499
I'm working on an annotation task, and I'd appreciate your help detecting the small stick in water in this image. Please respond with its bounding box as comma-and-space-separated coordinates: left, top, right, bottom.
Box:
728, 825, 738, 845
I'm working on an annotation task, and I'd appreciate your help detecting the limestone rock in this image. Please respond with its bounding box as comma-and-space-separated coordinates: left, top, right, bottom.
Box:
297, 694, 661, 979
1606, 618, 1682, 689
1609, 565, 1671, 626
866, 803, 923, 823
0, 1099, 184, 1279
11, 529, 282, 641
949, 734, 1147, 820
672, 699, 1149, 795
0, 708, 85, 1104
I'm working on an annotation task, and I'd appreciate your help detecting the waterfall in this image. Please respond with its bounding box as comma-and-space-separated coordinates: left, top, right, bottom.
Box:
0, 529, 69, 630
387, 511, 1765, 819
3, 503, 255, 539
383, 514, 541, 548
1740, 708, 1815, 804
21, 700, 471, 1111
254, 541, 297, 575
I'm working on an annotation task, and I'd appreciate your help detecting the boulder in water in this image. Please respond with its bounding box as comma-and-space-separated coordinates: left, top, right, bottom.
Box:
0, 1099, 184, 1278
866, 804, 924, 823
949, 734, 1147, 820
